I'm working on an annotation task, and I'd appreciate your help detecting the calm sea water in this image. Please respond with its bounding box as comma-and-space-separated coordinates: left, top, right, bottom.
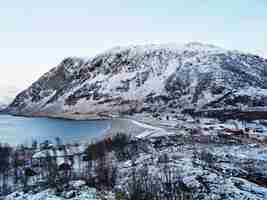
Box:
0, 114, 110, 146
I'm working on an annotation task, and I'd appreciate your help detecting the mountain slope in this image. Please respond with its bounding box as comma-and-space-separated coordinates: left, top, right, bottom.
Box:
6, 42, 267, 118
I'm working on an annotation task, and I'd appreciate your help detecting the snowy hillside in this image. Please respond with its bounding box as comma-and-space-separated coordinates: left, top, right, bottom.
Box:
6, 42, 267, 118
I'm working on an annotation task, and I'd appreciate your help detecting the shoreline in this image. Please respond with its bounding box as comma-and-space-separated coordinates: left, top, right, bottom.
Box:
102, 118, 148, 138
5, 112, 157, 141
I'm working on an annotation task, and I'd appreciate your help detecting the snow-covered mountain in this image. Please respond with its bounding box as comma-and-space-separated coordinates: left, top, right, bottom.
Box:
6, 42, 267, 118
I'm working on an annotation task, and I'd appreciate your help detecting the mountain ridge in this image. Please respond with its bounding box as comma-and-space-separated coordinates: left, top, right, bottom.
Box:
6, 42, 267, 119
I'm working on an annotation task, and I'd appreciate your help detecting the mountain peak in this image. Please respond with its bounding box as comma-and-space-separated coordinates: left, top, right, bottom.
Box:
99, 42, 225, 58
184, 41, 223, 50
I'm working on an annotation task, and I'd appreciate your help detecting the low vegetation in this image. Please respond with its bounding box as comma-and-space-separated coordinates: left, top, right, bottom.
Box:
0, 133, 132, 196
1, 127, 267, 200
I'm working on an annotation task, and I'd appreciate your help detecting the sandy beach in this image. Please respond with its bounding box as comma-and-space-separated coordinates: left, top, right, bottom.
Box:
103, 118, 147, 138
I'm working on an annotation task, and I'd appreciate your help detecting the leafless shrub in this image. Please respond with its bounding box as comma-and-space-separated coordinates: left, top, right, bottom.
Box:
123, 163, 193, 200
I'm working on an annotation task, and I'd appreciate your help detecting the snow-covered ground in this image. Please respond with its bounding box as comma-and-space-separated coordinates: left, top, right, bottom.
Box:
5, 185, 114, 200
3, 114, 267, 200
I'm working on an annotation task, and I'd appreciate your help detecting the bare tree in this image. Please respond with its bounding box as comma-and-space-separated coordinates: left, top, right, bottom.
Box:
0, 144, 12, 195
44, 151, 58, 188
12, 150, 20, 185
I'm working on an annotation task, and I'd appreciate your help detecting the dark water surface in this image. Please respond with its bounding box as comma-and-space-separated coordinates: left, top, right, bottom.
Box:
0, 114, 110, 146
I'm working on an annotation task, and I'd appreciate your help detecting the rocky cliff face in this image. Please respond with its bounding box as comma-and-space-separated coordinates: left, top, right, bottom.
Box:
6, 42, 267, 118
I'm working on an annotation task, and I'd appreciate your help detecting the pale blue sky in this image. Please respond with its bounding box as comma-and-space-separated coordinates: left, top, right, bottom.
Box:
0, 0, 266, 88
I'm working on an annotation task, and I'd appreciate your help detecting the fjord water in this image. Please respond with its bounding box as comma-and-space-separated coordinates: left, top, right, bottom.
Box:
0, 114, 110, 146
